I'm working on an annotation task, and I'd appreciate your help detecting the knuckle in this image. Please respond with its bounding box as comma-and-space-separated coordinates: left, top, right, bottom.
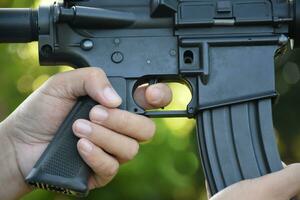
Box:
105, 160, 119, 177
90, 67, 105, 75
91, 156, 119, 177
115, 110, 128, 130
88, 68, 107, 80
143, 119, 156, 140
93, 176, 108, 188
124, 140, 140, 161
47, 73, 64, 85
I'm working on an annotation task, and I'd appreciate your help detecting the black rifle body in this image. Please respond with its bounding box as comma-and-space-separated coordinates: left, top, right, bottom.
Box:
0, 0, 299, 197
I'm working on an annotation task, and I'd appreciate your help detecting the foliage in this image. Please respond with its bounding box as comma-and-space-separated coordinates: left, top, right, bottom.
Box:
0, 0, 299, 200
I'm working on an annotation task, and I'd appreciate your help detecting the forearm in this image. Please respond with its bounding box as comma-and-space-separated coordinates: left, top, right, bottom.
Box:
0, 120, 30, 200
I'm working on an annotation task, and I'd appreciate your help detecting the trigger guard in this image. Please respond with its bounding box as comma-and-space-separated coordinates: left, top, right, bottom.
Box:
129, 76, 199, 118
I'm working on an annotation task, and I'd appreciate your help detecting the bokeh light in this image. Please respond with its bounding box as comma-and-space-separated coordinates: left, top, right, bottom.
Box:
0, 0, 299, 200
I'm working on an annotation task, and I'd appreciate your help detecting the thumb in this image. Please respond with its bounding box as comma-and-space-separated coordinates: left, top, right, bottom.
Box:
42, 67, 122, 108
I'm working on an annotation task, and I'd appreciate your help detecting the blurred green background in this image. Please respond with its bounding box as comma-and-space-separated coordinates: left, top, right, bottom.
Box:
0, 0, 299, 200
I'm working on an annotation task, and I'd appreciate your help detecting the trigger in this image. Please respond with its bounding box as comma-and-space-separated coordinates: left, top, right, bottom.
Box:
148, 79, 159, 85
148, 78, 165, 110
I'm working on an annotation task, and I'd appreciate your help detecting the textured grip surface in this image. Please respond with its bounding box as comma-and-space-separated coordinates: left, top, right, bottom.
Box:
25, 96, 97, 197
197, 99, 283, 196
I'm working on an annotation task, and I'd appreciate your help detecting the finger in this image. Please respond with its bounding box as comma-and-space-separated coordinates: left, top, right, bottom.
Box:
73, 119, 139, 162
88, 175, 113, 190
77, 138, 119, 187
258, 163, 300, 200
134, 83, 172, 110
45, 67, 122, 108
133, 85, 152, 110
212, 164, 300, 200
89, 105, 155, 141
146, 83, 172, 108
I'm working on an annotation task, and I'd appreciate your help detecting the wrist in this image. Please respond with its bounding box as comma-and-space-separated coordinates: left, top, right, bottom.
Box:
0, 119, 31, 200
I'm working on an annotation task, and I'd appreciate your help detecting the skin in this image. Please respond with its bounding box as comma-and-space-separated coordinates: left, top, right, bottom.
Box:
210, 164, 300, 200
0, 67, 172, 199
0, 67, 298, 199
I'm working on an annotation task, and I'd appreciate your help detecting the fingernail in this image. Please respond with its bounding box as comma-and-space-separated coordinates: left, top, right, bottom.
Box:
75, 120, 92, 136
103, 86, 122, 106
79, 139, 93, 154
149, 87, 163, 103
92, 106, 108, 123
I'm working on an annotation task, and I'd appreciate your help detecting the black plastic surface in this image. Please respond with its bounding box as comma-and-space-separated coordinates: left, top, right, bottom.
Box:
197, 99, 283, 195
0, 0, 297, 198
25, 96, 97, 197
292, 0, 300, 47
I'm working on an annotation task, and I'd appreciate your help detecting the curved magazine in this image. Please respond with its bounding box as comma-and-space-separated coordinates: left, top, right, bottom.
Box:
197, 99, 283, 195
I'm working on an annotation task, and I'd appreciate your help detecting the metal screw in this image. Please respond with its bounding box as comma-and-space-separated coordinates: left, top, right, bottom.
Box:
80, 39, 94, 51
188, 107, 194, 114
112, 51, 124, 63
170, 49, 176, 56
114, 38, 121, 44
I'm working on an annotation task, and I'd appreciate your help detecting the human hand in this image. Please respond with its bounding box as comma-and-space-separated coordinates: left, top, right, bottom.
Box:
0, 67, 172, 199
210, 164, 300, 200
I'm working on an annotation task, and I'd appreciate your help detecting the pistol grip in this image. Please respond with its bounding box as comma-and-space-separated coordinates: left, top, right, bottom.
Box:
25, 96, 97, 197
